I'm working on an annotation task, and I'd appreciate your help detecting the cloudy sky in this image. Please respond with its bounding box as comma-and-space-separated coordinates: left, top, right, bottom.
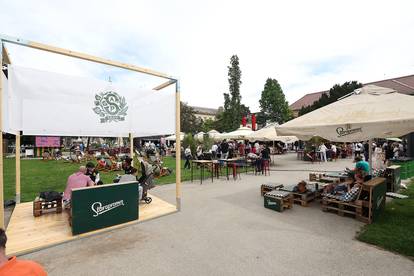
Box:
1, 0, 413, 111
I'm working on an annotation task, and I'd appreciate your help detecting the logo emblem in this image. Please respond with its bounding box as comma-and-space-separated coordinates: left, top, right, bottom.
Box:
336, 124, 362, 138
91, 200, 125, 217
93, 91, 128, 123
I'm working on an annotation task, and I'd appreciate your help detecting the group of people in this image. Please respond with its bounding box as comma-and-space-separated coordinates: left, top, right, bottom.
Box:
183, 139, 272, 172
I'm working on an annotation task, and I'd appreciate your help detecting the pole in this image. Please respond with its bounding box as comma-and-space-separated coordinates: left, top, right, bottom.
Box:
0, 43, 5, 228
129, 133, 134, 159
15, 133, 21, 203
175, 80, 181, 211
368, 139, 373, 175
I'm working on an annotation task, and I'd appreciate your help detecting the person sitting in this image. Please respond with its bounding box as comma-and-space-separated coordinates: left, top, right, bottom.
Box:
0, 228, 47, 275
353, 156, 371, 181
85, 162, 103, 185
122, 157, 134, 174
63, 166, 95, 207
324, 183, 362, 202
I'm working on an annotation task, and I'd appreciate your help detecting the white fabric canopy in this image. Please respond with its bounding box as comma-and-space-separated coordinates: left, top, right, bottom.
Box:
207, 129, 222, 141
246, 123, 298, 143
2, 65, 175, 137
165, 132, 184, 141
220, 126, 253, 140
276, 85, 414, 142
194, 132, 205, 142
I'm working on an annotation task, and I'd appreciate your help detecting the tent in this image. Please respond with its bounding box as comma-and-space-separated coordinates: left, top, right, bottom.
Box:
194, 131, 205, 142
220, 126, 253, 140
0, 34, 183, 232
276, 85, 414, 142
165, 132, 184, 141
246, 123, 298, 143
207, 129, 222, 141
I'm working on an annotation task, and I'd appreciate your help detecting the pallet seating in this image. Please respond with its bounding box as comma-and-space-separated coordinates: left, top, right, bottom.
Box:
264, 190, 293, 212
260, 183, 283, 196
33, 197, 63, 217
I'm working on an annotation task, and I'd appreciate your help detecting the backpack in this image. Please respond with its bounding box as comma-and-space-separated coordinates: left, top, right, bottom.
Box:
39, 191, 63, 202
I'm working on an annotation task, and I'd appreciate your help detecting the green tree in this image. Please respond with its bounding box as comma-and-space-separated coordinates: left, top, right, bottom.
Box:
258, 78, 291, 125
180, 102, 202, 133
222, 55, 243, 131
298, 81, 362, 116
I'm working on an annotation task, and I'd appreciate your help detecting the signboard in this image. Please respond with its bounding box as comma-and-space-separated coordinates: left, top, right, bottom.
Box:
35, 136, 61, 147
71, 182, 139, 235
371, 180, 386, 222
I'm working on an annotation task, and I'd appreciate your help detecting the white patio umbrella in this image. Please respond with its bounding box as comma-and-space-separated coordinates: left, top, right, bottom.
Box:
246, 123, 298, 143
165, 132, 184, 141
276, 85, 414, 172
220, 126, 253, 140
207, 129, 223, 141
276, 85, 414, 142
194, 131, 205, 142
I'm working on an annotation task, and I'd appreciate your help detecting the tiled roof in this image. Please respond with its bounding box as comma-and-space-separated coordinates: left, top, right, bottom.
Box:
190, 106, 218, 115
289, 91, 327, 110
290, 74, 414, 111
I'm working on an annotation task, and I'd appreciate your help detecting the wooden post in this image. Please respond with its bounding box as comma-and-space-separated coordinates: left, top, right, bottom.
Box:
0, 44, 4, 228
368, 139, 373, 175
129, 133, 134, 159
15, 133, 21, 203
175, 81, 181, 211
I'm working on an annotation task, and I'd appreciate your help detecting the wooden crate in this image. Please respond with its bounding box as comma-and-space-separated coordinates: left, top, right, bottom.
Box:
260, 183, 283, 196
33, 197, 63, 217
309, 172, 324, 181
264, 191, 293, 212
291, 191, 316, 207
321, 197, 368, 223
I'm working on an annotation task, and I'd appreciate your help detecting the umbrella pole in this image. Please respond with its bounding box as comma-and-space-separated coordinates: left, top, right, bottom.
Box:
369, 139, 373, 175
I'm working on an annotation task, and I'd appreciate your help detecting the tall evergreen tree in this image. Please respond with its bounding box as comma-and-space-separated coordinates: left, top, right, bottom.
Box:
258, 78, 291, 125
222, 55, 243, 131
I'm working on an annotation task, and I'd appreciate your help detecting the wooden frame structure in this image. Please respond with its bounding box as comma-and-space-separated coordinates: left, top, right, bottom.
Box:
0, 34, 182, 229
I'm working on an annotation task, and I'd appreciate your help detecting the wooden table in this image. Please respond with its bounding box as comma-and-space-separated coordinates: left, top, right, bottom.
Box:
191, 160, 213, 184
218, 158, 241, 180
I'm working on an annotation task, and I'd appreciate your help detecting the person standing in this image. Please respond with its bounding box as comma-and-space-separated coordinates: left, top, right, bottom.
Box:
221, 140, 229, 159
0, 229, 47, 275
331, 144, 337, 160
184, 146, 192, 169
211, 143, 218, 159
319, 143, 327, 162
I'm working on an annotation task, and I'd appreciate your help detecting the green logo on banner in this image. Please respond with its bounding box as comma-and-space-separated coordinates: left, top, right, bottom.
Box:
93, 91, 128, 123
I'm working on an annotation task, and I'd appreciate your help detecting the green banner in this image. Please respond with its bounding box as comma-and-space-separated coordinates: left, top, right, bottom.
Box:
371, 180, 386, 222
71, 182, 139, 235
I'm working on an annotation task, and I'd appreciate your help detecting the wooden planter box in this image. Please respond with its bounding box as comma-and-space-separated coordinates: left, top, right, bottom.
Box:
264, 191, 293, 212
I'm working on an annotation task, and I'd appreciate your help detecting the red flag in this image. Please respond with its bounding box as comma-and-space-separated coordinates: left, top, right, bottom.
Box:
242, 116, 247, 127
251, 114, 256, 130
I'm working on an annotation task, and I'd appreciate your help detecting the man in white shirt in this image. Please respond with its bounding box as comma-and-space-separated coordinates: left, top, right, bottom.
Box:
211, 143, 218, 159
319, 143, 327, 162
331, 144, 337, 160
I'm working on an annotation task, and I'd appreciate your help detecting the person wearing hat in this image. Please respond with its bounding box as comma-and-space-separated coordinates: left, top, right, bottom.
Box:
86, 162, 103, 185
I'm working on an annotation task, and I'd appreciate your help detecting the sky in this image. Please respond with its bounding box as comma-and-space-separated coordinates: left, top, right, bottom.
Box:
1, 0, 414, 112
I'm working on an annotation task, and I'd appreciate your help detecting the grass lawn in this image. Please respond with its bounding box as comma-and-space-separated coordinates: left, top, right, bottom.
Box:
357, 181, 414, 258
3, 157, 241, 202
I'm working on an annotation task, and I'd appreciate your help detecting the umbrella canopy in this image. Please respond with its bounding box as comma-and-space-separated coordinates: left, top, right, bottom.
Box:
220, 126, 253, 140
246, 123, 298, 143
386, 137, 402, 142
165, 132, 184, 141
276, 85, 414, 142
194, 132, 205, 142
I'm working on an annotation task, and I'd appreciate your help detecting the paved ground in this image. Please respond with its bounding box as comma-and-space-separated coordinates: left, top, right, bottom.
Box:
21, 153, 414, 275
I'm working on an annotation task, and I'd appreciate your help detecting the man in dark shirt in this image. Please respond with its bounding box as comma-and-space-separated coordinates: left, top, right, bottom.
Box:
86, 162, 103, 185
221, 140, 229, 159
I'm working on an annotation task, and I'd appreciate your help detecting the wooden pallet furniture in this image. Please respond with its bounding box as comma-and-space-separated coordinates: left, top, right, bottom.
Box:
291, 191, 316, 206
264, 191, 293, 212
260, 183, 283, 196
309, 172, 324, 181
321, 177, 386, 224
33, 197, 63, 217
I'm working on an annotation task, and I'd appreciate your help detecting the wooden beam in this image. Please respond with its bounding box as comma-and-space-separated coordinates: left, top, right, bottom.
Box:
2, 44, 11, 64
0, 47, 4, 228
153, 79, 176, 91
15, 133, 21, 204
175, 81, 181, 210
0, 34, 175, 80
129, 133, 134, 160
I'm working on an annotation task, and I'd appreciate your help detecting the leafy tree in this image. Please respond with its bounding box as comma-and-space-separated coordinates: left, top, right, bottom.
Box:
222, 55, 243, 131
180, 102, 202, 133
299, 81, 363, 116
258, 78, 292, 125
200, 118, 216, 132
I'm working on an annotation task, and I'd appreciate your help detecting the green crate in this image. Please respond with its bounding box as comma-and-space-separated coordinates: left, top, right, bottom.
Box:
264, 195, 284, 212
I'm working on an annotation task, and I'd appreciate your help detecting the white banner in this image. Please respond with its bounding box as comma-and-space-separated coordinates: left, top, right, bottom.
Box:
3, 65, 175, 137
